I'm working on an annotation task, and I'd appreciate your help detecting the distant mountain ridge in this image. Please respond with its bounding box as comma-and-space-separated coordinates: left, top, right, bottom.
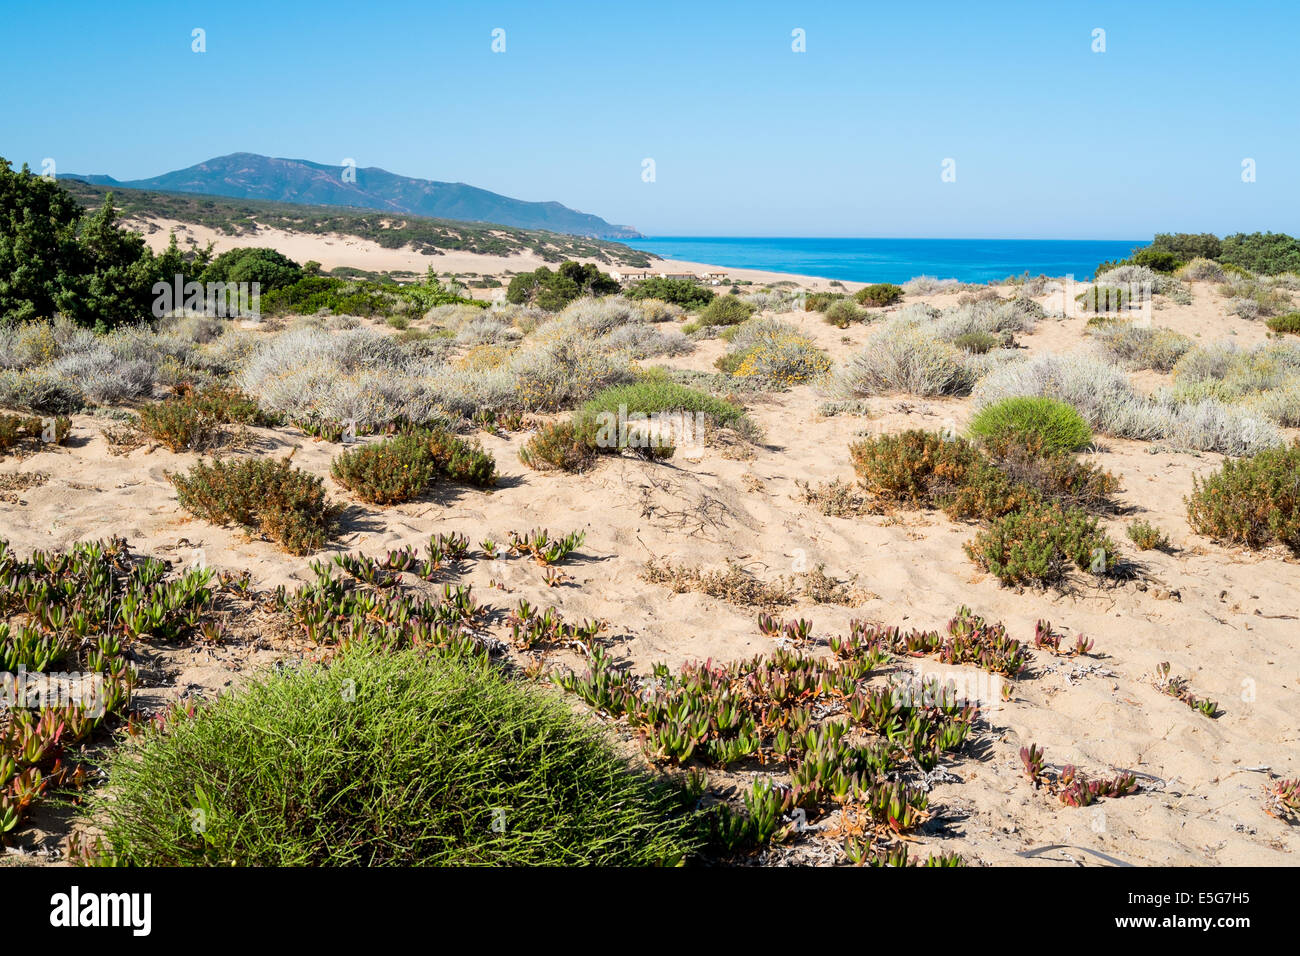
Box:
63, 153, 640, 240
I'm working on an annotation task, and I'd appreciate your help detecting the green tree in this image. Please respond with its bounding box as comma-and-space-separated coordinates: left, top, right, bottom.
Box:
0, 158, 84, 323
200, 246, 302, 291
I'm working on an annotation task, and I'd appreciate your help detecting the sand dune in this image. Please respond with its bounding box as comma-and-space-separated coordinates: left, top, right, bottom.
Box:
2, 270, 1296, 866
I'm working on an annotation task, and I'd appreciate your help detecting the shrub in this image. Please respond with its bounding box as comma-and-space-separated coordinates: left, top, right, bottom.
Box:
714, 318, 830, 385
1178, 257, 1226, 282
823, 299, 864, 328
1090, 323, 1193, 372
170, 455, 341, 554
1266, 312, 1300, 335
138, 386, 269, 453
506, 262, 619, 311
1076, 285, 1131, 313
952, 331, 999, 354
833, 322, 975, 397
1186, 441, 1300, 553
1219, 232, 1300, 275
903, 276, 961, 295
803, 291, 847, 312
331, 427, 497, 503
849, 429, 1116, 521
965, 502, 1117, 586
693, 295, 755, 330
579, 380, 743, 429
1127, 520, 1170, 551
968, 397, 1093, 453
0, 366, 85, 414
84, 645, 696, 865
624, 277, 715, 309
330, 432, 438, 504
519, 418, 600, 472
973, 352, 1281, 456
0, 412, 70, 453
849, 430, 983, 507
855, 283, 904, 307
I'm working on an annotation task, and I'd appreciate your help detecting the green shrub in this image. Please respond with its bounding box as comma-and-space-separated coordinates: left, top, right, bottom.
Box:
1185, 441, 1300, 553
849, 430, 982, 506
170, 455, 341, 554
1126, 519, 1170, 551
330, 432, 438, 504
823, 299, 864, 328
0, 412, 70, 453
694, 295, 755, 330
965, 502, 1118, 586
803, 291, 847, 313
1266, 312, 1300, 335
578, 380, 743, 428
624, 277, 715, 309
332, 427, 497, 503
1219, 232, 1300, 275
849, 428, 1118, 522
855, 283, 904, 307
968, 397, 1093, 453
952, 331, 999, 354
506, 262, 620, 311
519, 418, 600, 472
84, 645, 697, 865
138, 386, 271, 453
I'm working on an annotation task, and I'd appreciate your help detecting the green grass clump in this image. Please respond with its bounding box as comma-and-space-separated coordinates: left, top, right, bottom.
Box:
170, 455, 342, 554
331, 427, 497, 504
968, 397, 1093, 454
84, 645, 697, 866
965, 501, 1118, 586
1186, 440, 1300, 553
1266, 312, 1300, 335
854, 283, 904, 307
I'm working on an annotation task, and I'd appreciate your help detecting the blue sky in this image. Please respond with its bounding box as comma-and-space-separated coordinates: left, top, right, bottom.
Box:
1, 0, 1295, 238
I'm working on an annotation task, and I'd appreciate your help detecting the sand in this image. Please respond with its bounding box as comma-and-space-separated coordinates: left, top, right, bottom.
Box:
132, 216, 859, 294
2, 228, 1297, 866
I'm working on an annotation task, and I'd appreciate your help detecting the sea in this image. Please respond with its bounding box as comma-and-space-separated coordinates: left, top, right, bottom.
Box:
624, 237, 1146, 284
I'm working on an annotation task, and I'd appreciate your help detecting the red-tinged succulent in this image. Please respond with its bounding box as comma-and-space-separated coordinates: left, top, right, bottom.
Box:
1020, 743, 1046, 785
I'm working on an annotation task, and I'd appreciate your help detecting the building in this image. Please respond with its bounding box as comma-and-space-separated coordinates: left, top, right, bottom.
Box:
610, 268, 653, 283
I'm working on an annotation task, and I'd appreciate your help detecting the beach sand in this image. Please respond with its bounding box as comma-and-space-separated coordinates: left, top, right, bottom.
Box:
3, 223, 1297, 866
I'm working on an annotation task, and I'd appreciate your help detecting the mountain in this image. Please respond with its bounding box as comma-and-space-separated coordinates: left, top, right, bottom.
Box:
63, 153, 641, 239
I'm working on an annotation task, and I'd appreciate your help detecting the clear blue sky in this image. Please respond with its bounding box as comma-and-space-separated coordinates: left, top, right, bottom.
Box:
1, 0, 1295, 238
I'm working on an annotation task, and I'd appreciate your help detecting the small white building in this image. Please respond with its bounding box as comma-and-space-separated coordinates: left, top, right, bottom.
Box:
657, 271, 699, 281
610, 268, 653, 283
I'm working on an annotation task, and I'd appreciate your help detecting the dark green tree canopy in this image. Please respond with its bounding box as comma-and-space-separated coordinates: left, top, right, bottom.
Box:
506, 261, 619, 311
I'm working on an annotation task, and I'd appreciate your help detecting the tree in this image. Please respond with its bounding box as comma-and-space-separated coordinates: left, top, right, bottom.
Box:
201, 247, 302, 291
0, 158, 84, 323
506, 261, 618, 311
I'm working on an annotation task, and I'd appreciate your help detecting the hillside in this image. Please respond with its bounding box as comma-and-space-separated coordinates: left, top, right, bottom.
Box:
59, 179, 656, 268
62, 152, 640, 239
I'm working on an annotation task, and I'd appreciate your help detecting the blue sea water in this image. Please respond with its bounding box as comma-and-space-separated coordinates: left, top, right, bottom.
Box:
625, 237, 1146, 284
